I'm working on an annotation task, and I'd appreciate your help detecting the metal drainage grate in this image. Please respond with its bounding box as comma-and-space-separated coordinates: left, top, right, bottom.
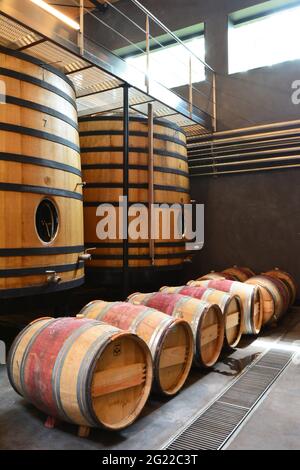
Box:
165, 349, 293, 450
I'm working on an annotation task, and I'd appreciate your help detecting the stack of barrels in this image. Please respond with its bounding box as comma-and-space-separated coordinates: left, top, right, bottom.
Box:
7, 265, 297, 436
194, 266, 297, 328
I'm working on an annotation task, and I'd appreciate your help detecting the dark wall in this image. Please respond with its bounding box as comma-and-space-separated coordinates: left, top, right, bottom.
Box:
186, 168, 300, 291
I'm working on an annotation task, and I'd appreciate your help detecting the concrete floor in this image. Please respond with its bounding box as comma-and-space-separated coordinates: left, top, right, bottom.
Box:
227, 312, 300, 450
0, 309, 299, 450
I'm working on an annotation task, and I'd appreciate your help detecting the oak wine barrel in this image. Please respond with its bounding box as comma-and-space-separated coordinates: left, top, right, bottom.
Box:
244, 280, 275, 326
79, 300, 193, 396
188, 279, 263, 335
160, 285, 243, 348
246, 275, 290, 323
263, 269, 297, 306
128, 292, 224, 368
7, 317, 152, 430
198, 272, 235, 281
79, 114, 191, 274
222, 267, 255, 282
0, 46, 84, 298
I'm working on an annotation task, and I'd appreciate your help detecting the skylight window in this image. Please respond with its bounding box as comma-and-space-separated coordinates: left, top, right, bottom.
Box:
229, 5, 300, 74
125, 36, 205, 89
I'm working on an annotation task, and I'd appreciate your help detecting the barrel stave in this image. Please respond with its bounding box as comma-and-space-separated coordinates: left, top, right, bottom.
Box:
222, 267, 255, 282
246, 275, 290, 322
264, 269, 297, 306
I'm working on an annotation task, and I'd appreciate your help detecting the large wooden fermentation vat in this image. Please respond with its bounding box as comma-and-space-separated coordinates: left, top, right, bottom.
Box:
0, 46, 84, 297
7, 317, 152, 431
79, 115, 191, 278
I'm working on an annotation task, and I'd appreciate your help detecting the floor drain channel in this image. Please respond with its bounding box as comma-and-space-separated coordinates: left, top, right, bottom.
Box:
165, 349, 293, 450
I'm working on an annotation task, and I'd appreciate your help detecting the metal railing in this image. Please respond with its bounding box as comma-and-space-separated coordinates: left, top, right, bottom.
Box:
75, 0, 217, 130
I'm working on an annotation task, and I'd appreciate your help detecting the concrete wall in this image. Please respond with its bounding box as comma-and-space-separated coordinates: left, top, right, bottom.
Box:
186, 168, 300, 292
